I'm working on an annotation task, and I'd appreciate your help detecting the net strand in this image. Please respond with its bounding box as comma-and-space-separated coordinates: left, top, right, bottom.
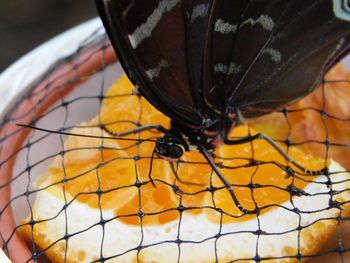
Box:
0, 28, 349, 263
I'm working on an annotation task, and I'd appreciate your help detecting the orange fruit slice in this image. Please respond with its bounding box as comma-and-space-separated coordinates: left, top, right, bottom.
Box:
249, 62, 350, 171
20, 75, 350, 263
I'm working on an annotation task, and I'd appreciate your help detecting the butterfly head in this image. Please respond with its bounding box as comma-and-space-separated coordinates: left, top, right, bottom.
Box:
155, 134, 186, 162
154, 120, 223, 162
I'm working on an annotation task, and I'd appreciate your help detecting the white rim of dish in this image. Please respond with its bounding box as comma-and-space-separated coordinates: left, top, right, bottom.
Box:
0, 17, 105, 263
0, 17, 104, 121
0, 248, 11, 263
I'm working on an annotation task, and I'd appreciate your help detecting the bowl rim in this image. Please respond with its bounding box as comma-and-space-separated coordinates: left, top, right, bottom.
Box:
0, 17, 117, 263
0, 18, 103, 124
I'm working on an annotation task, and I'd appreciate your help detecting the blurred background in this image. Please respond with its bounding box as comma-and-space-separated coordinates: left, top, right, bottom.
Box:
0, 0, 97, 73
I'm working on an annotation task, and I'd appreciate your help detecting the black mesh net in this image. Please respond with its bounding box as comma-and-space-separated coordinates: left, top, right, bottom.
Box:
1, 25, 350, 263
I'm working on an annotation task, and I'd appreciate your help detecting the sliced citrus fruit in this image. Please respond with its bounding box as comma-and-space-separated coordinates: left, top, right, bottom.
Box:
249, 62, 350, 171
20, 74, 350, 263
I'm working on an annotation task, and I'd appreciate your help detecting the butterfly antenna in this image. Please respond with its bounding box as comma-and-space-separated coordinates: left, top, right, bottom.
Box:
224, 133, 328, 176
199, 146, 258, 215
17, 123, 157, 142
101, 123, 168, 136
19, 123, 165, 189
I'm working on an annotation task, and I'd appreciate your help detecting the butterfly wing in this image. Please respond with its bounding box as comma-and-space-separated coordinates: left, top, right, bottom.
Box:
96, 0, 214, 126
202, 0, 285, 116
97, 0, 350, 126
206, 0, 350, 118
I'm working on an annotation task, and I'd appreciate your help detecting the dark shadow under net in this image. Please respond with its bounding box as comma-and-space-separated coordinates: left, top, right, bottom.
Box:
0, 28, 350, 263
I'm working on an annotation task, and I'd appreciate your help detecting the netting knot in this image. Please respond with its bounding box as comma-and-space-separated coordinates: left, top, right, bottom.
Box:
296, 225, 303, 231
287, 185, 308, 197
328, 189, 339, 196
284, 139, 291, 147
292, 207, 300, 214
174, 238, 183, 244
336, 247, 346, 254
97, 256, 106, 263
137, 245, 144, 252
322, 167, 330, 175
133, 155, 141, 161
336, 215, 345, 221
63, 233, 72, 240
252, 255, 261, 262
32, 253, 40, 260
324, 140, 331, 147
60, 101, 68, 107
61, 178, 68, 184
134, 180, 143, 188
241, 207, 259, 215
177, 205, 186, 212
25, 165, 33, 172
28, 220, 36, 226
329, 199, 341, 209
247, 183, 260, 189
320, 110, 328, 117
172, 185, 183, 195
214, 233, 222, 239
99, 219, 107, 226
253, 229, 266, 235
207, 186, 218, 193
216, 161, 224, 168
137, 211, 145, 218
24, 190, 33, 197
285, 167, 295, 178
96, 189, 105, 196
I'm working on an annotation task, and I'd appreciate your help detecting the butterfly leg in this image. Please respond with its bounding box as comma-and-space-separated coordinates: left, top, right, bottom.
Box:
147, 148, 158, 187
199, 146, 258, 215
170, 162, 204, 186
224, 133, 327, 176
102, 124, 171, 188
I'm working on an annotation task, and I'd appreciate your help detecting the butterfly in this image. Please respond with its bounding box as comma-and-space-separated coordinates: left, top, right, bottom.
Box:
95, 0, 350, 214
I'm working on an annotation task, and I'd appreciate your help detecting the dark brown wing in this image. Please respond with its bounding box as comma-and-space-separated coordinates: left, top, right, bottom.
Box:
97, 0, 350, 125
222, 0, 350, 118
202, 0, 285, 115
96, 0, 213, 126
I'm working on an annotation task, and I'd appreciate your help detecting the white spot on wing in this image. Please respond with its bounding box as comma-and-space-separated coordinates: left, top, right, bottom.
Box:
333, 0, 350, 22
145, 59, 169, 80
214, 15, 274, 35
261, 48, 282, 63
214, 19, 237, 34
129, 0, 181, 48
191, 3, 210, 21
241, 15, 274, 31
214, 63, 242, 75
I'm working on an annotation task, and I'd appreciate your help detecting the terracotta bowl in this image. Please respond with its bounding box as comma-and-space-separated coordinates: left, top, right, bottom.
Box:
0, 18, 349, 263
0, 18, 119, 263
